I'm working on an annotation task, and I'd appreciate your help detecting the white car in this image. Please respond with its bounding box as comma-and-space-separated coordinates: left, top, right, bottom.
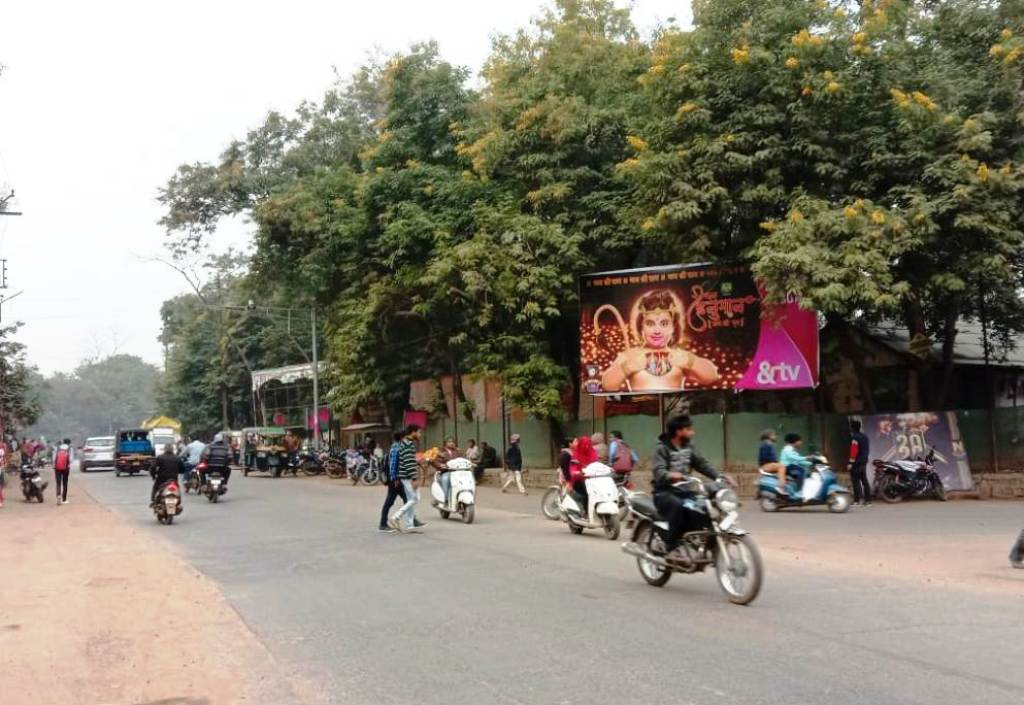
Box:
81, 436, 116, 472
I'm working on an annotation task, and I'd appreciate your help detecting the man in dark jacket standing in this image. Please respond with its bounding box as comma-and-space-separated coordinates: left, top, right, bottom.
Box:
501, 434, 526, 495
651, 415, 731, 555
151, 445, 183, 505
848, 420, 871, 506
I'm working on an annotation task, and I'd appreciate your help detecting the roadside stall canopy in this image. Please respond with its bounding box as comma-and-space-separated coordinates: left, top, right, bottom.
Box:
141, 416, 182, 432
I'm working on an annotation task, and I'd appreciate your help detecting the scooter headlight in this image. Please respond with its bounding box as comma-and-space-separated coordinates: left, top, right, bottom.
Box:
715, 488, 739, 513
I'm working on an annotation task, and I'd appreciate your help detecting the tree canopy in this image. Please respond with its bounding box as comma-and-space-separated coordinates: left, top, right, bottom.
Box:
158, 0, 1024, 420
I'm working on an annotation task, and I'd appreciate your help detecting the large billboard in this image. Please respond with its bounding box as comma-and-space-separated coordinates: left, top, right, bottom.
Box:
580, 264, 818, 395
860, 411, 973, 491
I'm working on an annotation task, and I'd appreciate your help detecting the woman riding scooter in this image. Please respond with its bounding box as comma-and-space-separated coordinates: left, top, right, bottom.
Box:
779, 433, 812, 496
432, 437, 462, 507
568, 436, 599, 510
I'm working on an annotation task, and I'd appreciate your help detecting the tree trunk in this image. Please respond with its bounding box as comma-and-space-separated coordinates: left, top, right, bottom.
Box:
829, 314, 876, 413
935, 296, 962, 410
902, 297, 932, 409
221, 384, 229, 430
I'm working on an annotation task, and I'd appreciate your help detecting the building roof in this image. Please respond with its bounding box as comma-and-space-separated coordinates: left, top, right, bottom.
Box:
865, 320, 1024, 368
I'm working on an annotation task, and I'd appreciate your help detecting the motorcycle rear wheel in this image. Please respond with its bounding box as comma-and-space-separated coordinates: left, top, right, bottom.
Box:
877, 476, 904, 503
301, 462, 321, 477
634, 522, 671, 587
325, 461, 344, 479
541, 487, 561, 520
715, 533, 763, 605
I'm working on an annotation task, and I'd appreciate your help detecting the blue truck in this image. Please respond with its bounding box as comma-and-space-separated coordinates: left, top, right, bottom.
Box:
114, 428, 155, 477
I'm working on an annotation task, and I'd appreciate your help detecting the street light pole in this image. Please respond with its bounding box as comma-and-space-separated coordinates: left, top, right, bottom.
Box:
311, 306, 320, 451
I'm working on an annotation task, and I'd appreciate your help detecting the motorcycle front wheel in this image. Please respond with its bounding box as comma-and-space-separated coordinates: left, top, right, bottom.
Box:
541, 487, 561, 520
602, 514, 621, 540
301, 462, 321, 477
827, 493, 851, 513
715, 533, 763, 605
759, 494, 779, 512
362, 467, 379, 486
462, 504, 475, 524
633, 522, 671, 587
931, 477, 947, 501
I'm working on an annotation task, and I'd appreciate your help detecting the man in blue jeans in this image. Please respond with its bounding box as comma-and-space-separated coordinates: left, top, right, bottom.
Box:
390, 424, 427, 533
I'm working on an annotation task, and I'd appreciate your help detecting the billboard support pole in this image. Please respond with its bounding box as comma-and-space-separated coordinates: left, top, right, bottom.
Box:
658, 394, 665, 433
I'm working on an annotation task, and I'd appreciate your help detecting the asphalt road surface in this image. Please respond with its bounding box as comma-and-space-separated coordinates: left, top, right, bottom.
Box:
78, 465, 1024, 705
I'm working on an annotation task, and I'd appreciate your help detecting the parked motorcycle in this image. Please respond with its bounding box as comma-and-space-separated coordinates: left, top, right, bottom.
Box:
346, 451, 380, 485
873, 448, 946, 503
295, 451, 324, 476
430, 457, 476, 523
559, 462, 621, 540
152, 480, 182, 524
757, 455, 851, 513
321, 450, 346, 479
622, 478, 763, 605
20, 462, 48, 503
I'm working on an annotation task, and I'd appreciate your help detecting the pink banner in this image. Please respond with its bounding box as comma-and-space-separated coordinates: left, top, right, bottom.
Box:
580, 264, 818, 395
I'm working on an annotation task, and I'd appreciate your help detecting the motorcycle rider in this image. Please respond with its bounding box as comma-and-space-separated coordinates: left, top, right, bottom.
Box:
182, 435, 207, 489
151, 444, 183, 506
431, 437, 462, 507
200, 433, 232, 490
567, 435, 599, 512
758, 429, 788, 497
780, 433, 812, 495
651, 415, 732, 556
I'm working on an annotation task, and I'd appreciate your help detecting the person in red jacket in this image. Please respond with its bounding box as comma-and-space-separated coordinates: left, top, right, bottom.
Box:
568, 435, 599, 511
53, 439, 73, 504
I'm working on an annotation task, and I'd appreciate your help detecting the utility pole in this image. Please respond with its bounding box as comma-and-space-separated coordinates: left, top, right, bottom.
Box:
311, 307, 320, 450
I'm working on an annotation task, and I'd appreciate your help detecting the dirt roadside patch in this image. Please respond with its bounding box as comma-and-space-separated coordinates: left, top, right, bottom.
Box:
0, 477, 319, 705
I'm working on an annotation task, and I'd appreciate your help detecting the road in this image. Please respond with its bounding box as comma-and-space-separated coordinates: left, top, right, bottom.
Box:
78, 465, 1024, 705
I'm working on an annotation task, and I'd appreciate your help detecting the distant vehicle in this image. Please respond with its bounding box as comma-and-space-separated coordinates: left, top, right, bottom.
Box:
80, 436, 116, 472
148, 427, 179, 455
114, 428, 155, 477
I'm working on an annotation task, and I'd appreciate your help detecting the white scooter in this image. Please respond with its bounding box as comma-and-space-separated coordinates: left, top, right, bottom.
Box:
560, 462, 621, 540
431, 457, 476, 524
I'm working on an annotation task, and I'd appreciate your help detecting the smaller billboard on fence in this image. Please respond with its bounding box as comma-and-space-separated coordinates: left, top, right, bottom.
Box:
860, 411, 973, 490
580, 263, 818, 395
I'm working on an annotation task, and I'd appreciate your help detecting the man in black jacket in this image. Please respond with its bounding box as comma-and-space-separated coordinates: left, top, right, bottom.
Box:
201, 433, 233, 489
151, 445, 184, 505
847, 420, 872, 506
651, 415, 732, 554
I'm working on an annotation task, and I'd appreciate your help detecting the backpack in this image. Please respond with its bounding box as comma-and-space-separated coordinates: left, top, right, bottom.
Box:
612, 441, 636, 472
54, 448, 71, 472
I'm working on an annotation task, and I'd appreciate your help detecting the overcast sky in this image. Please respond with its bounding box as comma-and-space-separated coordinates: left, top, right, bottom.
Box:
0, 0, 691, 375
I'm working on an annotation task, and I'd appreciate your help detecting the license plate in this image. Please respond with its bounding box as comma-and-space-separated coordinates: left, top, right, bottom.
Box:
165, 499, 178, 507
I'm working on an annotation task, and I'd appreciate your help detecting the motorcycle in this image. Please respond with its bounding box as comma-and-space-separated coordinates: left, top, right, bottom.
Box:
202, 466, 228, 503
152, 479, 182, 524
294, 451, 324, 476
622, 478, 763, 605
430, 457, 476, 523
1010, 529, 1024, 569
321, 450, 346, 479
757, 455, 851, 513
20, 462, 48, 503
346, 451, 380, 485
183, 464, 201, 494
559, 462, 621, 540
873, 448, 946, 503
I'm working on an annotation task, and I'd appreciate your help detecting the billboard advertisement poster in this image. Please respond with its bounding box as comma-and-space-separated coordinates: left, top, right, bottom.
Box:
580, 264, 818, 395
860, 411, 973, 490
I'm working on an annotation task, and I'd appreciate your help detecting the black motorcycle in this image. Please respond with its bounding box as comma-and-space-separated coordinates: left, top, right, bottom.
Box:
20, 462, 48, 503
873, 448, 947, 503
293, 451, 324, 476
621, 478, 763, 605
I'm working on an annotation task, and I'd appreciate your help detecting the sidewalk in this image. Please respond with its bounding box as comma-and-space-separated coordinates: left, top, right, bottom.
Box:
0, 478, 312, 705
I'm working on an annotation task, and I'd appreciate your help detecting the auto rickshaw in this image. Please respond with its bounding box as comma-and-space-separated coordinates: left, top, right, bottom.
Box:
241, 427, 291, 477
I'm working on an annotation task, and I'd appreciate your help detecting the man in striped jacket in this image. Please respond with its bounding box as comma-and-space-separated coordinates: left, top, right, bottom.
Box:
390, 424, 425, 533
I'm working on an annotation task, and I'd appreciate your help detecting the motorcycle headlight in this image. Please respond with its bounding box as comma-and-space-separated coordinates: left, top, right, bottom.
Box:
715, 488, 739, 513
